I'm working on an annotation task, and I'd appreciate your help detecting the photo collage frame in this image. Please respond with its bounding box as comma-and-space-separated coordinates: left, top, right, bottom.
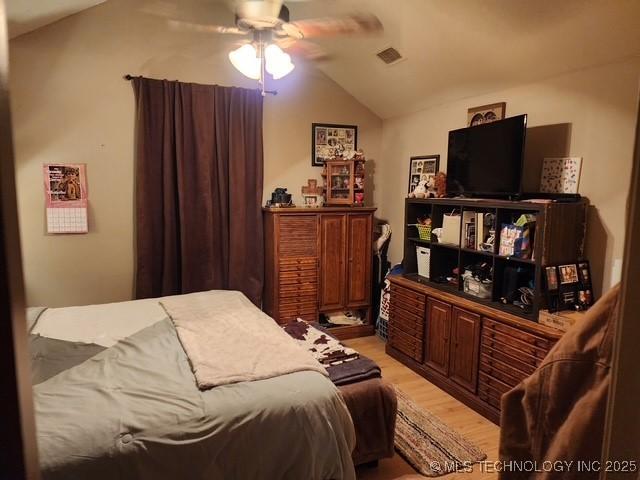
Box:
544, 260, 593, 312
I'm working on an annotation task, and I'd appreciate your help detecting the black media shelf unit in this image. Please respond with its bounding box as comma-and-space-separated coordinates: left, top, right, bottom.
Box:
403, 197, 588, 320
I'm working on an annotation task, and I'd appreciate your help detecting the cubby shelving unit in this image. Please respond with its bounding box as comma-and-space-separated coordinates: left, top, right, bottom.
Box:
403, 197, 588, 320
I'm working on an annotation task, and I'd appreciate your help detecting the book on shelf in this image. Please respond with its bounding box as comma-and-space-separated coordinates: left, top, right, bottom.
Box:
462, 211, 476, 249
476, 212, 486, 250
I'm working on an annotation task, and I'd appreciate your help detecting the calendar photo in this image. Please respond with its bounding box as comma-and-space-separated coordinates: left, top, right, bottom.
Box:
43, 163, 89, 234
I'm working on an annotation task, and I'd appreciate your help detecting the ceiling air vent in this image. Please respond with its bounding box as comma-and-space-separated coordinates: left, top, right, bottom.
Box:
376, 47, 403, 65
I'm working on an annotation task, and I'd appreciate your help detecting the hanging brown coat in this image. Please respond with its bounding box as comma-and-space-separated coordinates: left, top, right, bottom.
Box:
499, 284, 620, 479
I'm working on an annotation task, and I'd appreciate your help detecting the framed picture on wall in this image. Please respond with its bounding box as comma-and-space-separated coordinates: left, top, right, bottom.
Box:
408, 155, 440, 194
467, 102, 506, 126
311, 123, 358, 167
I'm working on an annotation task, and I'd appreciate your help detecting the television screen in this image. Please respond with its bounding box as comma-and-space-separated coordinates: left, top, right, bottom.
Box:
446, 114, 527, 196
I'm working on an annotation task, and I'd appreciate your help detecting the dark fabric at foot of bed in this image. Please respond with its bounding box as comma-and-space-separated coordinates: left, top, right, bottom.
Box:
339, 378, 397, 466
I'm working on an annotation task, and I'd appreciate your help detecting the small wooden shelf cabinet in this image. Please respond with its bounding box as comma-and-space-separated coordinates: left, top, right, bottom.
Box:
322, 159, 366, 206
263, 207, 376, 339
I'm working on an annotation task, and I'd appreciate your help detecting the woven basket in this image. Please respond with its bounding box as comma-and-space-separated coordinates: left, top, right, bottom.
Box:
416, 224, 432, 241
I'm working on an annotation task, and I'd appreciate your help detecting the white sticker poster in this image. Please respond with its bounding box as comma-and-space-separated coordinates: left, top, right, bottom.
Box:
540, 157, 582, 194
43, 164, 89, 234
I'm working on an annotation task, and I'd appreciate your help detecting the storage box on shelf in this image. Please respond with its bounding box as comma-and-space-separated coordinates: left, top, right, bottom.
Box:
391, 196, 587, 423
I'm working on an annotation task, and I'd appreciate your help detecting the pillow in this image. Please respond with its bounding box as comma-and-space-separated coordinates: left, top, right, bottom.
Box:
26, 307, 47, 333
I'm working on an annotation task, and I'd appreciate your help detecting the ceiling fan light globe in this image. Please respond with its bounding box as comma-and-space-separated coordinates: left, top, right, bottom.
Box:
271, 61, 294, 80
228, 44, 260, 80
265, 44, 295, 79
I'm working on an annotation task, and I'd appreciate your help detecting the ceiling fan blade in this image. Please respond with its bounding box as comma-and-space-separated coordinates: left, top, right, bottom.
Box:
288, 13, 383, 38
276, 38, 330, 61
168, 19, 248, 35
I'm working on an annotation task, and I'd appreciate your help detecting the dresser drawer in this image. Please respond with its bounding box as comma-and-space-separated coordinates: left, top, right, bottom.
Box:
479, 353, 529, 387
390, 299, 425, 321
389, 326, 423, 362
279, 282, 317, 295
483, 318, 554, 350
478, 376, 509, 409
279, 270, 317, 283
279, 294, 317, 307
482, 327, 550, 360
279, 258, 317, 272
390, 312, 424, 339
478, 387, 502, 410
279, 311, 317, 324
390, 304, 423, 328
390, 284, 426, 310
280, 262, 318, 278
479, 371, 513, 396
481, 334, 542, 370
480, 344, 537, 376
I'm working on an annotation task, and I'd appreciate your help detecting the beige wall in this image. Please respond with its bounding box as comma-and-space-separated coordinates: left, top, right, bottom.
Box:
378, 58, 640, 297
9, 0, 381, 307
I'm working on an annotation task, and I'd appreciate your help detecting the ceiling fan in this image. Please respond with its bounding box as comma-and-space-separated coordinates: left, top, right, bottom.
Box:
169, 0, 383, 95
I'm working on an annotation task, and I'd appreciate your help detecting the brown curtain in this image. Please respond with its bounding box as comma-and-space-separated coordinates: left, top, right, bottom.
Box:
132, 77, 264, 305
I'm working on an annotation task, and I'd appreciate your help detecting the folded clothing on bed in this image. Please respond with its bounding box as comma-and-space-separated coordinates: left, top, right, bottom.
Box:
160, 290, 328, 389
282, 319, 381, 386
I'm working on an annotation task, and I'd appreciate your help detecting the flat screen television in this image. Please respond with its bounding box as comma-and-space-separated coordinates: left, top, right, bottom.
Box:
446, 114, 527, 197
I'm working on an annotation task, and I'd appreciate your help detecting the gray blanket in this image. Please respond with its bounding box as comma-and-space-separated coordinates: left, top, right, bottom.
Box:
34, 319, 356, 480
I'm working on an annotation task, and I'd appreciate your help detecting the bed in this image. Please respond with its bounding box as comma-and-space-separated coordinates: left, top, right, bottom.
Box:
28, 290, 395, 480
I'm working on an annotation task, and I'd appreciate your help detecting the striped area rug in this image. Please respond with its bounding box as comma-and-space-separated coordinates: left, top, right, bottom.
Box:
394, 388, 487, 477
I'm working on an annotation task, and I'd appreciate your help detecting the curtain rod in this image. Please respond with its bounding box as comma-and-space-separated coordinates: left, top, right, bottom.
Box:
123, 74, 178, 81
122, 74, 278, 95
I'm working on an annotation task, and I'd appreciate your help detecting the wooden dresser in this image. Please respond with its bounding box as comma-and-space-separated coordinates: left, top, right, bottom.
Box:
387, 274, 562, 424
263, 207, 376, 339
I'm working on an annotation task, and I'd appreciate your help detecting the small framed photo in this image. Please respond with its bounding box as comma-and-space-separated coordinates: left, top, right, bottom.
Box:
408, 155, 439, 194
312, 123, 357, 167
545, 266, 559, 291
303, 194, 322, 207
578, 290, 593, 308
577, 261, 591, 285
558, 264, 579, 284
467, 102, 506, 127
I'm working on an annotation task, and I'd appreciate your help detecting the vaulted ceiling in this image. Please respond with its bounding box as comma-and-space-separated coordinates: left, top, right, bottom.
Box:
5, 0, 106, 39
291, 0, 640, 118
6, 0, 640, 118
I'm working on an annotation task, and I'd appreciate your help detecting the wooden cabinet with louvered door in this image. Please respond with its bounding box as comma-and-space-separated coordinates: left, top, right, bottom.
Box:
263, 207, 376, 339
449, 307, 481, 393
346, 213, 372, 307
319, 214, 347, 311
424, 298, 452, 376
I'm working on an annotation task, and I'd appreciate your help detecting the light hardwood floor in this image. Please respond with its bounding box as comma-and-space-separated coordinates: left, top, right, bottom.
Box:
344, 335, 500, 480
